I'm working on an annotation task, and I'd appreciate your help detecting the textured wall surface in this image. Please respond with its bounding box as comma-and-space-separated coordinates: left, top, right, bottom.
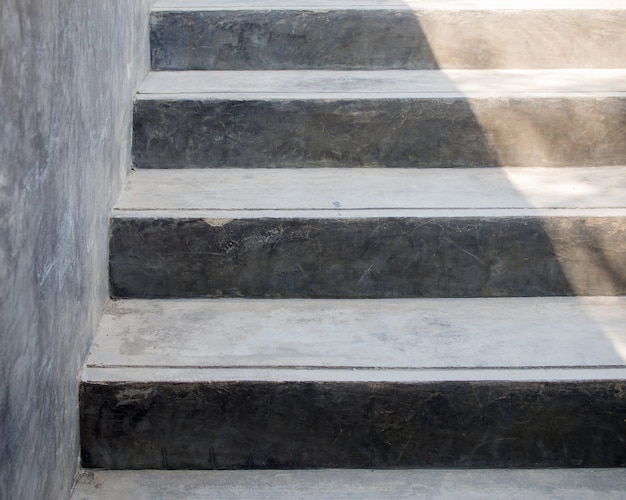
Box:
0, 1, 152, 498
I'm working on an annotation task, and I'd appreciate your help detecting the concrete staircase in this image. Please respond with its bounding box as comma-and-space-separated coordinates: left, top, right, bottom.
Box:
76, 0, 626, 493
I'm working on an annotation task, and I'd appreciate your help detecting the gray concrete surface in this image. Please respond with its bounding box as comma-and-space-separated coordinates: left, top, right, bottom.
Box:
109, 215, 626, 298
132, 70, 626, 168
115, 166, 626, 211
151, 3, 626, 70
71, 468, 626, 499
79, 297, 626, 469
80, 378, 626, 469
138, 68, 626, 96
0, 1, 153, 499
109, 167, 626, 298
152, 0, 626, 11
75, 0, 626, 488
88, 297, 626, 371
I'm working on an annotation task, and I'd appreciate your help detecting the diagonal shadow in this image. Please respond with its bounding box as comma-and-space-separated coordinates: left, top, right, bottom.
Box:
405, 0, 626, 362
126, 1, 626, 305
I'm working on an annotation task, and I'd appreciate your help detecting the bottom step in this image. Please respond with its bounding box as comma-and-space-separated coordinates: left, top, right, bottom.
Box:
71, 469, 626, 500
80, 297, 626, 469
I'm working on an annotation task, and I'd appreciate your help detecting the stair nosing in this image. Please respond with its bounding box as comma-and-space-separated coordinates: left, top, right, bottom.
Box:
84, 297, 626, 382
84, 366, 626, 383
152, 1, 626, 12
112, 166, 626, 215
135, 69, 626, 99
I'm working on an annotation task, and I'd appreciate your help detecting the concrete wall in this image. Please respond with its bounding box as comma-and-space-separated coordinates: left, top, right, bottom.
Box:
0, 1, 152, 498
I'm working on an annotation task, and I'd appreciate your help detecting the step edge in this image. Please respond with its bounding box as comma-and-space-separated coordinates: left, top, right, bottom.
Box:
111, 208, 626, 218
135, 69, 626, 97
82, 366, 626, 383
152, 1, 626, 12
70, 468, 626, 500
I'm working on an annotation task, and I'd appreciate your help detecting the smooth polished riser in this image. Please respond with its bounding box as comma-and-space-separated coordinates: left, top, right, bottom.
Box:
132, 96, 626, 168
109, 216, 626, 298
150, 9, 626, 70
80, 379, 626, 469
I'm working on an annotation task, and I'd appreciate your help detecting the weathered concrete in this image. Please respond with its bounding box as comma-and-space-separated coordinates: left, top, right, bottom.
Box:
138, 68, 626, 95
110, 215, 626, 298
0, 1, 153, 498
152, 0, 626, 8
80, 379, 626, 469
87, 297, 626, 370
71, 468, 626, 500
109, 166, 626, 298
79, 0, 626, 484
81, 296, 626, 470
151, 3, 626, 70
132, 70, 626, 168
151, 9, 440, 71
115, 166, 626, 212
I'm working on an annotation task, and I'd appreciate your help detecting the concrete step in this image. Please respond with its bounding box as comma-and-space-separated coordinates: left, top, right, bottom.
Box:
132, 69, 626, 169
71, 469, 626, 499
80, 297, 626, 469
109, 166, 626, 299
150, 1, 626, 70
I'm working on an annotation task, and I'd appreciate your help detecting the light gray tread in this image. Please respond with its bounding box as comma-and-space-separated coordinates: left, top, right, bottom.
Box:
152, 0, 626, 11
136, 69, 626, 99
71, 468, 626, 500
113, 166, 626, 217
84, 297, 626, 382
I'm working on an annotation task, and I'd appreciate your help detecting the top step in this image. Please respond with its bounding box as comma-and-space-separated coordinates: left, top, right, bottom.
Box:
151, 1, 626, 70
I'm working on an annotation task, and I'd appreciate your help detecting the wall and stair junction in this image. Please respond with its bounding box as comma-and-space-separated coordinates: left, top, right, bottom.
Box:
74, 0, 626, 497
0, 1, 153, 498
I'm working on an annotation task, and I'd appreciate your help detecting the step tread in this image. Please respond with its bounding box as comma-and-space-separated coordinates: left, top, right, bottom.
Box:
114, 166, 626, 217
71, 469, 626, 500
137, 69, 626, 99
84, 297, 626, 382
152, 0, 626, 11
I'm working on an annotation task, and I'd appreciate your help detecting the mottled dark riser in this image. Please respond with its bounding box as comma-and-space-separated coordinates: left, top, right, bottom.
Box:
109, 216, 626, 299
151, 10, 437, 71
80, 380, 626, 469
132, 97, 626, 168
150, 10, 626, 70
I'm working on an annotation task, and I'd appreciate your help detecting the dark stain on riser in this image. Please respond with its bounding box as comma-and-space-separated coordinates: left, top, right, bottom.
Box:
80, 380, 626, 469
132, 97, 626, 168
109, 216, 626, 299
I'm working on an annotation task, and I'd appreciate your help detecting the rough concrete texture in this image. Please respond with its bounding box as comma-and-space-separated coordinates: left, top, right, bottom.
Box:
132, 70, 626, 168
110, 166, 626, 299
71, 468, 626, 500
80, 297, 626, 469
150, 6, 626, 70
77, 0, 626, 488
80, 379, 626, 469
152, 0, 626, 10
110, 215, 626, 298
151, 9, 441, 70
138, 68, 626, 96
0, 1, 152, 498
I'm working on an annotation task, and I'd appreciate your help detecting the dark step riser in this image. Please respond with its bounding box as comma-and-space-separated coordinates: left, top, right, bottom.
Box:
109, 217, 626, 299
151, 10, 626, 70
80, 380, 626, 469
132, 97, 626, 169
